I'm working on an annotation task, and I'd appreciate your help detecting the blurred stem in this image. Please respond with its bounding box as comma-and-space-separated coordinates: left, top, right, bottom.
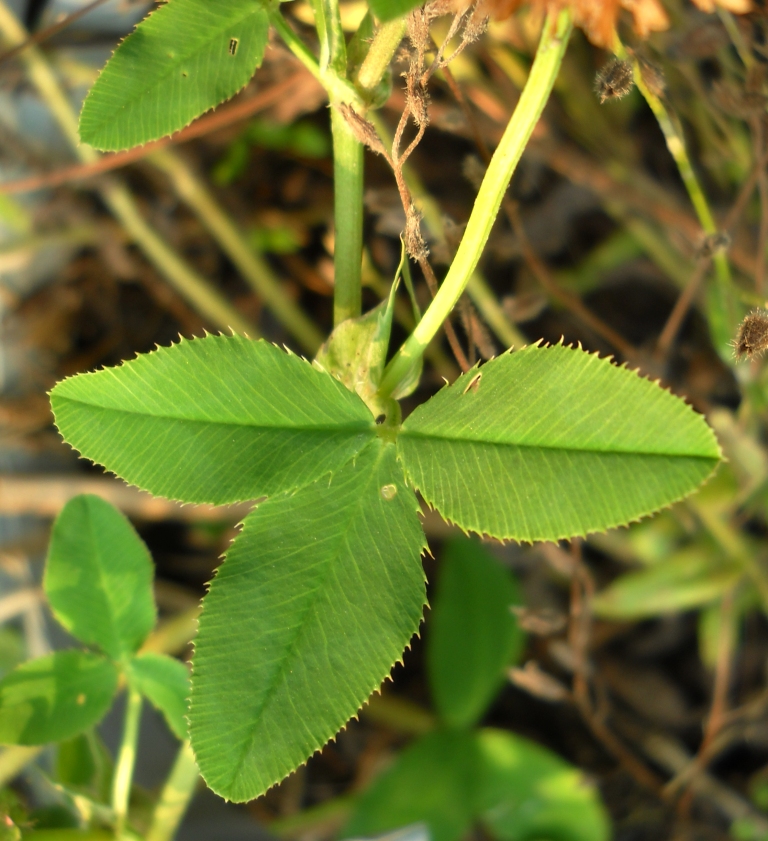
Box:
145, 741, 198, 841
331, 107, 364, 326
0, 0, 254, 336
0, 745, 42, 788
378, 8, 573, 397
112, 689, 142, 840
150, 149, 323, 353
626, 47, 736, 356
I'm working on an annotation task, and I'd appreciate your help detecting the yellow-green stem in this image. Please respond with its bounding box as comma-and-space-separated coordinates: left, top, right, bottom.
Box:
145, 741, 198, 841
378, 9, 573, 397
112, 689, 142, 840
628, 49, 736, 356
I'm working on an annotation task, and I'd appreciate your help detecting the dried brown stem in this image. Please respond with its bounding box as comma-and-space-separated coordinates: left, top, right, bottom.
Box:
752, 116, 768, 295
0, 0, 110, 66
568, 542, 666, 795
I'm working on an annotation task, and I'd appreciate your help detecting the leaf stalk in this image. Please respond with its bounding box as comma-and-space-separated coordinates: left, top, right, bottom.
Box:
378, 8, 573, 398
112, 688, 143, 839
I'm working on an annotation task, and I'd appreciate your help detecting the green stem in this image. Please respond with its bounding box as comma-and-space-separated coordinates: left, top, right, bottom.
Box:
356, 18, 407, 94
150, 148, 323, 353
378, 9, 573, 397
331, 107, 364, 325
269, 10, 360, 106
145, 741, 198, 841
628, 49, 736, 355
112, 689, 142, 840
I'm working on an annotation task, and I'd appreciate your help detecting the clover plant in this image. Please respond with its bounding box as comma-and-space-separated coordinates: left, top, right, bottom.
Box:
0, 0, 725, 816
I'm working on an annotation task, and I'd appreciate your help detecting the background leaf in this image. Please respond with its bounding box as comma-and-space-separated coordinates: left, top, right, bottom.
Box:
592, 549, 742, 619
51, 336, 375, 505
125, 653, 190, 741
0, 651, 117, 745
343, 730, 479, 841
366, 0, 422, 23
398, 344, 721, 542
44, 495, 156, 660
79, 0, 269, 150
189, 440, 426, 802
427, 537, 524, 729
474, 728, 610, 841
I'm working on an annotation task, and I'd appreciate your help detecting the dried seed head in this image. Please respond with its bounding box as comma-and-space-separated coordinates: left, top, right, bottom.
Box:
405, 204, 428, 261
594, 58, 634, 103
734, 309, 768, 359
697, 231, 731, 259
338, 104, 388, 158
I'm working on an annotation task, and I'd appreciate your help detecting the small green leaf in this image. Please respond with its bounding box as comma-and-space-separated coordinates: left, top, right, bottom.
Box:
367, 0, 421, 23
344, 730, 479, 841
0, 651, 117, 745
125, 653, 190, 740
592, 549, 742, 619
474, 728, 610, 841
427, 538, 524, 729
398, 344, 721, 542
79, 0, 269, 150
50, 336, 375, 505
189, 440, 426, 802
45, 495, 156, 660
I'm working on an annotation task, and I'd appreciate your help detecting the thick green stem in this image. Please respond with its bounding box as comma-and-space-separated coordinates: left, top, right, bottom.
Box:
331, 107, 364, 325
145, 741, 198, 841
378, 9, 573, 397
112, 689, 142, 840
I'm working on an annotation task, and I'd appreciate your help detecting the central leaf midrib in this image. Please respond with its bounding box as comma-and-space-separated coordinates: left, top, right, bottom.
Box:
57, 396, 374, 434
399, 429, 717, 460
86, 5, 262, 129
226, 444, 385, 789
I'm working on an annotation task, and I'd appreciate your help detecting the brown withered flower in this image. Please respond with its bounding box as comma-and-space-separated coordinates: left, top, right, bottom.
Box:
465, 0, 750, 50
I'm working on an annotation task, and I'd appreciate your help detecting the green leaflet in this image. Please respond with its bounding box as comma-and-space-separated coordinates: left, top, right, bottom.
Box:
427, 538, 524, 729
345, 728, 609, 841
0, 651, 117, 746
474, 728, 610, 841
50, 336, 375, 505
398, 344, 721, 542
125, 653, 190, 741
344, 730, 478, 841
366, 0, 422, 23
44, 495, 156, 660
189, 440, 427, 802
79, 0, 269, 151
592, 548, 742, 619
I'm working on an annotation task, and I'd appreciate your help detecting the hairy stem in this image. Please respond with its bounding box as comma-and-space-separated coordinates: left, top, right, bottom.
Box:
378, 9, 573, 397
356, 18, 407, 94
112, 689, 142, 839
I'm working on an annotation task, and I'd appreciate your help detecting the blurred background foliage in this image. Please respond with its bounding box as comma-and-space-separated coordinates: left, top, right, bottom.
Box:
2, 0, 768, 838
